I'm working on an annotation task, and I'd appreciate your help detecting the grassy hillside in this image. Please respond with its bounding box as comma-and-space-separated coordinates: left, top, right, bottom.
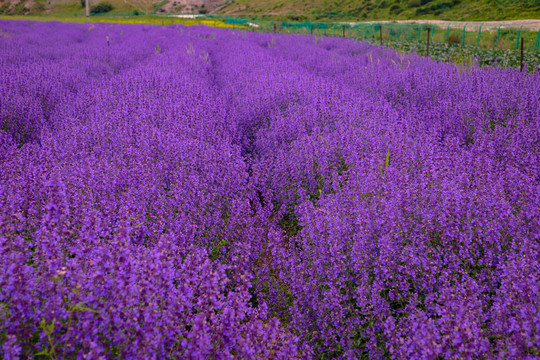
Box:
0, 0, 139, 17
0, 0, 539, 21
218, 0, 540, 22
0, 0, 218, 16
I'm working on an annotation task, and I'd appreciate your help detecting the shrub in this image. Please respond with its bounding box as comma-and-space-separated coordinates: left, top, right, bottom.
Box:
448, 34, 461, 44
0, 2, 10, 14
415, 4, 440, 15
287, 14, 307, 21
32, 0, 45, 13
389, 4, 401, 13
90, 1, 113, 14
12, 0, 28, 15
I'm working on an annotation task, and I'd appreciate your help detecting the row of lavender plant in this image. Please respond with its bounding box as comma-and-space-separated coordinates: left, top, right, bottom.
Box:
1, 20, 538, 359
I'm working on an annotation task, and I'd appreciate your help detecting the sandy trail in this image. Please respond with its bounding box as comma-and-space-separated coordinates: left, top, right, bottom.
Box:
360, 19, 540, 31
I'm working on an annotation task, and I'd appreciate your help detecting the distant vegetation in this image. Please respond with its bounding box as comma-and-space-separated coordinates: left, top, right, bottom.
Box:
219, 0, 540, 22
0, 0, 539, 20
90, 1, 113, 14
0, 0, 132, 16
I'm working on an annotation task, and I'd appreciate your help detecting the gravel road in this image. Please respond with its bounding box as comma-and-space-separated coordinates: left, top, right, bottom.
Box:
357, 19, 540, 31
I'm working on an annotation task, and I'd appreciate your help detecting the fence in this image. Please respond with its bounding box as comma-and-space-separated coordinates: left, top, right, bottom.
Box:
69, 12, 540, 54
213, 17, 540, 53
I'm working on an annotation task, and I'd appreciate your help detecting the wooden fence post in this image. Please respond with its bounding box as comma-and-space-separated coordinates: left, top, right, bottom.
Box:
520, 37, 524, 72
427, 27, 431, 57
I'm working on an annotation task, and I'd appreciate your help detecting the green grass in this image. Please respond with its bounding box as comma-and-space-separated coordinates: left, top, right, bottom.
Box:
218, 0, 540, 22
0, 13, 235, 27
0, 0, 236, 25
1, 0, 538, 22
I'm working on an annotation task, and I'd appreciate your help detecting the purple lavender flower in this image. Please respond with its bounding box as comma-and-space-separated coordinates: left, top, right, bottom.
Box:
1, 19, 538, 359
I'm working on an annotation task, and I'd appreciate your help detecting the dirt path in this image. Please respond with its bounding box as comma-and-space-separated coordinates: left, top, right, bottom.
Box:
363, 19, 540, 31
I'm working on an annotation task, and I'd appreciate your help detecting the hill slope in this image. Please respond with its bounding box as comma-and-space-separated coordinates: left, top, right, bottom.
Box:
0, 0, 539, 21
218, 0, 540, 21
0, 0, 222, 16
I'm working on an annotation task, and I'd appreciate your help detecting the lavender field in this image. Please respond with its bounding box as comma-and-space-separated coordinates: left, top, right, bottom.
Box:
1, 20, 539, 359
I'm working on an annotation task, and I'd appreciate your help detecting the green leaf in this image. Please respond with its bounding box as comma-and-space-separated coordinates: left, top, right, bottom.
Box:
71, 301, 87, 309
76, 305, 99, 313
47, 320, 55, 334
71, 301, 99, 313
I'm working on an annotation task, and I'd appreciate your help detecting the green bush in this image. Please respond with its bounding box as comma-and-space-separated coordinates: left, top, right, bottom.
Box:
13, 0, 28, 15
90, 1, 113, 14
448, 34, 461, 44
389, 4, 401, 13
416, 3, 441, 15
287, 14, 307, 21
32, 1, 45, 13
0, 2, 10, 14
